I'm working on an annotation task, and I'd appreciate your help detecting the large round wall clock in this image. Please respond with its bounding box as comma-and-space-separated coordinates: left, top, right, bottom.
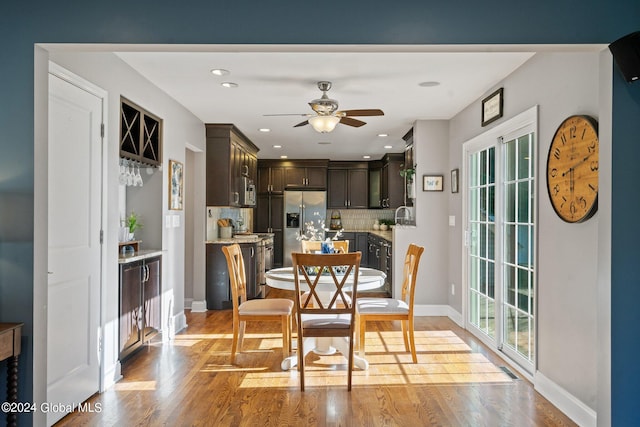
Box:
546, 115, 599, 223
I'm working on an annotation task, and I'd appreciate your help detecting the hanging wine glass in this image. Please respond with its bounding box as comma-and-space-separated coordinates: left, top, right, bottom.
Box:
126, 161, 134, 186
119, 159, 128, 186
135, 164, 143, 187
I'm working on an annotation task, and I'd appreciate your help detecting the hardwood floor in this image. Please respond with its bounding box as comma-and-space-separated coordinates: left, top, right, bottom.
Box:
57, 289, 577, 426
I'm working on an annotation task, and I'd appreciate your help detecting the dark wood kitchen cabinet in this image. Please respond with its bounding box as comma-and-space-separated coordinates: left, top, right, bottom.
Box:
282, 160, 328, 189
369, 154, 403, 209
206, 242, 258, 309
257, 161, 285, 194
403, 128, 415, 207
120, 97, 163, 166
328, 162, 368, 209
206, 124, 259, 207
256, 193, 284, 267
119, 255, 161, 361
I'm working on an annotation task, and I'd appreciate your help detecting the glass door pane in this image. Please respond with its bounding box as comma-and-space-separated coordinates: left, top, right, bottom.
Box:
501, 133, 535, 366
468, 146, 496, 338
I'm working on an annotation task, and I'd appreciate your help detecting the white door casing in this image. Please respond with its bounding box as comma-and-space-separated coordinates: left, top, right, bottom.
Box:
47, 66, 104, 426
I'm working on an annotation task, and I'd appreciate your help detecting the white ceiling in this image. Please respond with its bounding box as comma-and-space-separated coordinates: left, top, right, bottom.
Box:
115, 46, 538, 160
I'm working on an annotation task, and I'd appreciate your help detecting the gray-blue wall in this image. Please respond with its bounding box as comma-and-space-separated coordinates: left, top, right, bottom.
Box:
1, 1, 639, 425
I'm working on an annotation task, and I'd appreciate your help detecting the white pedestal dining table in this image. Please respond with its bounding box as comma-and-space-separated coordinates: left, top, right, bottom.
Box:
265, 266, 386, 371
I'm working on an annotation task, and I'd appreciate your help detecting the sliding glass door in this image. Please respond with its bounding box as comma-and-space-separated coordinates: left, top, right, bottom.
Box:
465, 110, 537, 374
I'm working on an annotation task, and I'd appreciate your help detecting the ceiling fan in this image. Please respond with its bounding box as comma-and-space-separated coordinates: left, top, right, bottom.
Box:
265, 81, 384, 133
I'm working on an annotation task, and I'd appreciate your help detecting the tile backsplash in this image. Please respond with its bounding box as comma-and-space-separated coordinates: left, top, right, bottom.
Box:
206, 207, 254, 240
328, 209, 395, 231
206, 207, 405, 239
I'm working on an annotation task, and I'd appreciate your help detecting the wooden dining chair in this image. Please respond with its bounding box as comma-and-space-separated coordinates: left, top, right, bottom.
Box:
291, 251, 362, 391
301, 240, 349, 253
222, 244, 293, 364
356, 243, 424, 363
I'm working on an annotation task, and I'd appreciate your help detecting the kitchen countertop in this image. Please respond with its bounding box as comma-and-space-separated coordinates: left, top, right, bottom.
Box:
206, 236, 262, 244
118, 249, 164, 264
326, 229, 393, 242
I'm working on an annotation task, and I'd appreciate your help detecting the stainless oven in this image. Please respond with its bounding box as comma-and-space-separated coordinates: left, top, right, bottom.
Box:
257, 234, 274, 298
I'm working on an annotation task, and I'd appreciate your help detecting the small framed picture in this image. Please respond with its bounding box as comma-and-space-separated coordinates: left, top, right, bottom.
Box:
423, 175, 443, 192
451, 168, 459, 193
481, 87, 503, 126
169, 159, 184, 210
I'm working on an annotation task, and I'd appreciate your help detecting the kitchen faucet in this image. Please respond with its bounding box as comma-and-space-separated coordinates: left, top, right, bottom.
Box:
394, 206, 412, 225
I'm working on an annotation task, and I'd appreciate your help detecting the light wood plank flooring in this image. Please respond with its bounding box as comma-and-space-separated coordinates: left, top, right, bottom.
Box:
56, 289, 577, 426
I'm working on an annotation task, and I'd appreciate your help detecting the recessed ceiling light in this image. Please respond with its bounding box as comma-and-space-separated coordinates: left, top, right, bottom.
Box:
418, 81, 440, 87
259, 128, 271, 132
318, 141, 331, 145
273, 145, 282, 148
378, 133, 388, 137
384, 145, 393, 149
210, 69, 230, 76
280, 155, 288, 159
363, 155, 371, 159
221, 82, 238, 88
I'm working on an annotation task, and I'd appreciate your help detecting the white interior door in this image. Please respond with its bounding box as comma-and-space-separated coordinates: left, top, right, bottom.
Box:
47, 68, 103, 426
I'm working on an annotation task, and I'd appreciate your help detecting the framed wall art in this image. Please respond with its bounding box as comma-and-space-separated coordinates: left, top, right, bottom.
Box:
451, 168, 459, 193
423, 175, 444, 192
481, 87, 504, 126
169, 159, 184, 210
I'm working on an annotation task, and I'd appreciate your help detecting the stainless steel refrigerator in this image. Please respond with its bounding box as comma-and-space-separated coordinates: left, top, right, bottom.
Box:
283, 190, 327, 266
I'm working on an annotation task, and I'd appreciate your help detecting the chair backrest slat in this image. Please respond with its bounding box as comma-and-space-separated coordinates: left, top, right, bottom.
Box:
221, 244, 247, 310
400, 244, 425, 311
292, 252, 361, 315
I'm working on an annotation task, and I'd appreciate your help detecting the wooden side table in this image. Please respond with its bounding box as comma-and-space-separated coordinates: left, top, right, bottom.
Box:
0, 323, 23, 427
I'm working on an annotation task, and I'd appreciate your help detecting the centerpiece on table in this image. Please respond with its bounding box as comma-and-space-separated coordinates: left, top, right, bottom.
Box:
296, 213, 346, 274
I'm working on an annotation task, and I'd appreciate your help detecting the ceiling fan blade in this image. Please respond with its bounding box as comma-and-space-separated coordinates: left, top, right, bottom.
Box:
263, 113, 310, 117
339, 109, 384, 117
294, 120, 309, 127
340, 117, 366, 127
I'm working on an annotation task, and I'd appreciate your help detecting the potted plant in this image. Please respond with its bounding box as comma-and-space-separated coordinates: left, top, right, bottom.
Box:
399, 167, 415, 183
126, 211, 142, 240
400, 166, 416, 199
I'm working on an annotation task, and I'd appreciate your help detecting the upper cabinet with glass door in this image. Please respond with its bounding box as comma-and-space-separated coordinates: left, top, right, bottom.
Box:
120, 96, 163, 166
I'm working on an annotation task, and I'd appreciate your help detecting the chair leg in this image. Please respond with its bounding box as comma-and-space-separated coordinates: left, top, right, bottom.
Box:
359, 316, 367, 356
408, 316, 417, 363
238, 320, 246, 352
230, 316, 240, 364
401, 319, 410, 352
298, 334, 305, 391
281, 315, 290, 358
347, 334, 354, 391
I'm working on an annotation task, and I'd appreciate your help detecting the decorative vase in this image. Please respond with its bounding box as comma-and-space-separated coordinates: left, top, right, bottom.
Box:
407, 179, 416, 199
321, 241, 334, 253
380, 224, 388, 231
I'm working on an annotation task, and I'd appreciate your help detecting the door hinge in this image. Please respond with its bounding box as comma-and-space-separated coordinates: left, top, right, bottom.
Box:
100, 230, 104, 244
100, 123, 105, 138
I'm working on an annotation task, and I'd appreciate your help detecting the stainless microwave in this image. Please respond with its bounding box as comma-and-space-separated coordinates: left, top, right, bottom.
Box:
241, 176, 256, 206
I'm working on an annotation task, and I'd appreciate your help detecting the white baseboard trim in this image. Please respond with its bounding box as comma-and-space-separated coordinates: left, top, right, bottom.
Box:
102, 361, 122, 391
173, 311, 188, 335
190, 300, 207, 312
414, 304, 463, 326
535, 371, 596, 427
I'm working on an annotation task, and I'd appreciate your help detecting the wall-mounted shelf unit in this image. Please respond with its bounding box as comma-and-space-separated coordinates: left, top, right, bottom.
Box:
120, 96, 163, 166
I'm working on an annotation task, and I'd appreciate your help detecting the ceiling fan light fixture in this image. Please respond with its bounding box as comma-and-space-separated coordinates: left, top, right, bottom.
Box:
308, 115, 340, 133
